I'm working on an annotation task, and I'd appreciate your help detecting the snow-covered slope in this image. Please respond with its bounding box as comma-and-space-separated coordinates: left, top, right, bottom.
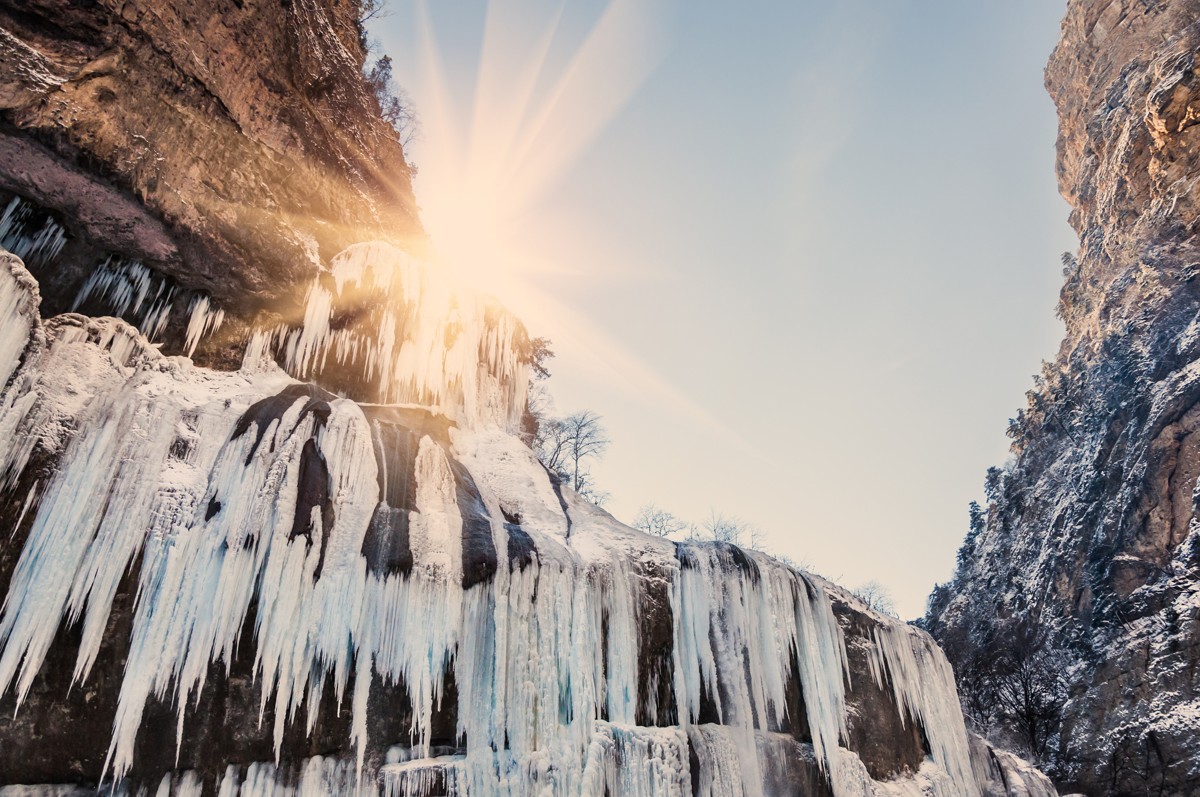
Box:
0, 248, 1051, 796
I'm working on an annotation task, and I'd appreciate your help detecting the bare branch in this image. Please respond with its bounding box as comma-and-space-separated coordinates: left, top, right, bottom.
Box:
852, 580, 898, 617
633, 504, 687, 538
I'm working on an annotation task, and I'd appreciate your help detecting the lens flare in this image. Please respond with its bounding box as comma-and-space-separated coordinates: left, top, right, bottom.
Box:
382, 0, 739, 438
408, 0, 659, 299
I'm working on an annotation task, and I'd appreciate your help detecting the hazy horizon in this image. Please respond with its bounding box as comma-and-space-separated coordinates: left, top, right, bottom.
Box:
374, 0, 1077, 618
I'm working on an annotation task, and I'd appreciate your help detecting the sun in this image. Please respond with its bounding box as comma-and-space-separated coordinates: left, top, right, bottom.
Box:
375, 0, 727, 435
396, 0, 663, 324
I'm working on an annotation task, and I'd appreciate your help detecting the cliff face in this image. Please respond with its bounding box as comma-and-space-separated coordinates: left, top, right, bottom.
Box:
927, 1, 1200, 794
0, 0, 421, 366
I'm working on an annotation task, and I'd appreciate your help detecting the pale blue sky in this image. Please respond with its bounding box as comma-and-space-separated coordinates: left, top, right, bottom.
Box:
375, 0, 1076, 618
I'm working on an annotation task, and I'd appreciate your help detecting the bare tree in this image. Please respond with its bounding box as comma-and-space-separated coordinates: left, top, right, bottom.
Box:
356, 0, 391, 25
852, 580, 898, 617
561, 411, 609, 492
701, 509, 748, 545
993, 622, 1067, 763
363, 55, 418, 148
514, 339, 608, 505
534, 415, 570, 476
934, 619, 1007, 737
936, 617, 1067, 767
534, 410, 609, 499
633, 504, 687, 538
775, 553, 815, 573
746, 524, 766, 550
571, 469, 610, 508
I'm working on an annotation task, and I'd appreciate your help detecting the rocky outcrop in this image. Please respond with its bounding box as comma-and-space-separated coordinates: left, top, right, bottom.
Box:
970, 734, 1059, 797
0, 0, 422, 366
927, 1, 1200, 794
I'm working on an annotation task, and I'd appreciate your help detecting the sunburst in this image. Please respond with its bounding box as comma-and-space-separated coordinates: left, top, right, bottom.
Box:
378, 0, 731, 433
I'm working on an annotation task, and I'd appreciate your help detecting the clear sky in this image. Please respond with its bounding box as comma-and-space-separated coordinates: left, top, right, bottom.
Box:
373, 0, 1077, 619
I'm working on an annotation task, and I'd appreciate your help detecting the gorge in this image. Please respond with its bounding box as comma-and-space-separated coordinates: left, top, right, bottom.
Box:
2, 0, 1187, 795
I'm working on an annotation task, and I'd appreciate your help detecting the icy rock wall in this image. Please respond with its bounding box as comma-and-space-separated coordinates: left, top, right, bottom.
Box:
254, 242, 531, 427
0, 251, 1003, 796
0, 195, 226, 357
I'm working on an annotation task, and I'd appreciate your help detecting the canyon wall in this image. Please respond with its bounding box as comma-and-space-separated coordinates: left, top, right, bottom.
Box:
0, 0, 421, 367
927, 1, 1200, 794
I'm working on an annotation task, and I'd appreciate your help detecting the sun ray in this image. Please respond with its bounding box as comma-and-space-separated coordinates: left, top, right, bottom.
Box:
394, 0, 740, 444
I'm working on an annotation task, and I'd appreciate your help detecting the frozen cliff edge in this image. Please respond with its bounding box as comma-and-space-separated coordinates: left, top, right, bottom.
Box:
0, 247, 1051, 797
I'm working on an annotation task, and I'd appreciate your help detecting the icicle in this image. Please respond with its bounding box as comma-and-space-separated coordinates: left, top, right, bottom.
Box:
199, 757, 375, 797
0, 196, 68, 269
184, 295, 225, 356
242, 327, 286, 374
866, 621, 981, 797
217, 766, 240, 797
670, 545, 849, 789
687, 725, 749, 797
72, 257, 177, 342
274, 242, 530, 429
0, 381, 181, 705
174, 773, 202, 797
580, 724, 690, 797
381, 756, 464, 797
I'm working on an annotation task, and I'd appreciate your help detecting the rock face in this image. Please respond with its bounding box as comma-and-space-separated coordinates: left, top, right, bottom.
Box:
0, 0, 421, 366
927, 1, 1200, 794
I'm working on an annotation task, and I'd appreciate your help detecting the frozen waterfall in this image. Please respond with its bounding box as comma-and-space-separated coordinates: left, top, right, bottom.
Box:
0, 246, 1005, 796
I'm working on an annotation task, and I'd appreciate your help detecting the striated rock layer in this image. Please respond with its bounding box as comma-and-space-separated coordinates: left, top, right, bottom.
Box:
0, 0, 422, 367
927, 1, 1200, 794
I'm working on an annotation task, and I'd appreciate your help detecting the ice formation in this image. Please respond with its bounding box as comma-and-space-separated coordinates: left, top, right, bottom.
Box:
865, 624, 977, 791
184, 295, 226, 357
0, 247, 1002, 796
72, 256, 177, 341
0, 196, 67, 270
69, 257, 224, 352
0, 198, 226, 355
270, 242, 530, 427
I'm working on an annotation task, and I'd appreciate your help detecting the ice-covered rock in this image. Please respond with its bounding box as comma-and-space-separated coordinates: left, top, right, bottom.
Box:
0, 252, 1050, 795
